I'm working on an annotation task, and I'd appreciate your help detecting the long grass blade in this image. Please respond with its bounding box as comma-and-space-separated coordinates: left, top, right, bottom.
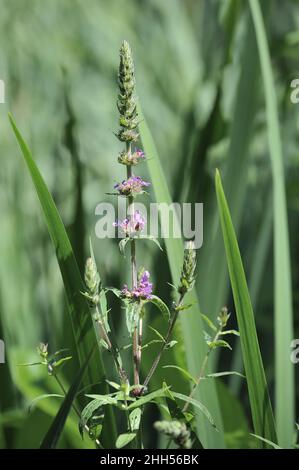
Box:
40, 348, 94, 449
215, 169, 277, 446
249, 0, 295, 448
9, 114, 117, 446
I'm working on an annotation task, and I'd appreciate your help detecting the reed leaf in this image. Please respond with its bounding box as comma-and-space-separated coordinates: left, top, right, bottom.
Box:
249, 0, 295, 448
215, 169, 277, 446
9, 114, 117, 446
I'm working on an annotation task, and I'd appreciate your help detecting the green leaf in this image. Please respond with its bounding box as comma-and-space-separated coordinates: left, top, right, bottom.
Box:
215, 169, 277, 446
165, 394, 203, 450
219, 330, 240, 337
145, 295, 171, 321
139, 105, 224, 448
142, 339, 163, 350
85, 395, 118, 405
17, 362, 43, 367
89, 239, 109, 329
165, 340, 178, 349
119, 238, 131, 257
9, 115, 116, 446
105, 287, 122, 298
40, 348, 94, 449
28, 394, 64, 414
106, 381, 120, 391
249, 0, 294, 448
148, 325, 165, 342
175, 302, 196, 312
129, 408, 142, 432
201, 314, 217, 332
171, 392, 217, 430
163, 365, 197, 385
136, 235, 163, 251
125, 302, 140, 336
208, 340, 232, 351
79, 399, 104, 438
250, 434, 282, 450
203, 372, 245, 380
48, 356, 72, 373
118, 235, 162, 257
126, 387, 170, 410
116, 433, 137, 449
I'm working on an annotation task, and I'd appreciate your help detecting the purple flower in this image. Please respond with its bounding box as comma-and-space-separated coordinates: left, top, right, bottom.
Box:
138, 270, 153, 298
121, 270, 153, 300
135, 148, 145, 159
118, 148, 146, 166
113, 210, 146, 235
114, 175, 150, 196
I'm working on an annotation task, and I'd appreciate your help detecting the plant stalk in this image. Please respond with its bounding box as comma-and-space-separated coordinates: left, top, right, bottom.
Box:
182, 326, 222, 413
142, 293, 185, 391
126, 143, 141, 388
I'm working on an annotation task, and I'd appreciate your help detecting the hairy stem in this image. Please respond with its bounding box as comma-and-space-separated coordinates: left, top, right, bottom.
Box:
142, 293, 185, 391
126, 143, 141, 388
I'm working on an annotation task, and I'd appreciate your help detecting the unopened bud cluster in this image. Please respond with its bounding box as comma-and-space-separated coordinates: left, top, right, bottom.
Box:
37, 342, 48, 359
82, 257, 100, 307
154, 420, 191, 449
218, 306, 230, 328
117, 41, 139, 143
178, 241, 196, 295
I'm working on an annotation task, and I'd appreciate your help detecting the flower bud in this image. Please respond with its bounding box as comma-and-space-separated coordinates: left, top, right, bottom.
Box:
217, 306, 230, 328
117, 41, 138, 140
178, 241, 196, 295
154, 420, 191, 449
83, 257, 100, 307
37, 342, 48, 359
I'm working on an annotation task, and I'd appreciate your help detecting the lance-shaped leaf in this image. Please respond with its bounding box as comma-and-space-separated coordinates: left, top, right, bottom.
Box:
215, 169, 277, 446
9, 114, 116, 446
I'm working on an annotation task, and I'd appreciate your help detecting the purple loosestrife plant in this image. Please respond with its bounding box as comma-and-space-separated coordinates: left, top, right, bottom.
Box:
115, 40, 150, 391
76, 41, 238, 448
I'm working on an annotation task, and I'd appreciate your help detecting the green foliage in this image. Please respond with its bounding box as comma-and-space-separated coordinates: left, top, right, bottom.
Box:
40, 348, 95, 449
215, 170, 277, 446
249, 0, 295, 448
0, 0, 297, 451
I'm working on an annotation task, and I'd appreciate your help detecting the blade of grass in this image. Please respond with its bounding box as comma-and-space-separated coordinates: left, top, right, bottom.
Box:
249, 0, 295, 448
215, 169, 277, 447
9, 114, 117, 447
139, 105, 225, 448
230, 195, 272, 394
40, 347, 94, 449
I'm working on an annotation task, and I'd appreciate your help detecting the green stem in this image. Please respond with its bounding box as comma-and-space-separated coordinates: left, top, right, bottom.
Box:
182, 326, 222, 413
126, 143, 140, 388
142, 292, 185, 391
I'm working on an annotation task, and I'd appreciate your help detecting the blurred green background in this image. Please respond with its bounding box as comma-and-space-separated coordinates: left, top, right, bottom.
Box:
0, 0, 298, 449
